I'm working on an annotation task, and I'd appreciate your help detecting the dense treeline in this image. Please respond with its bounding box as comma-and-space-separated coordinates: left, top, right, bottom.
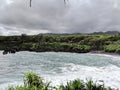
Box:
1, 34, 120, 54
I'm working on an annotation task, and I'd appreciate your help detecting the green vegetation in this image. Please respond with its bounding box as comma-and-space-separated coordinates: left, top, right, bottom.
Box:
1, 33, 120, 54
7, 72, 50, 90
57, 80, 108, 90
104, 40, 120, 53
7, 72, 112, 90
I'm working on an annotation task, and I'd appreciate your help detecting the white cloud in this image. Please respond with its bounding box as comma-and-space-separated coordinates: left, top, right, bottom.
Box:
0, 0, 120, 35
6, 0, 13, 4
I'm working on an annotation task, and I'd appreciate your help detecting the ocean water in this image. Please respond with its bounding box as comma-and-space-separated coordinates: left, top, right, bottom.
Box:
0, 51, 120, 89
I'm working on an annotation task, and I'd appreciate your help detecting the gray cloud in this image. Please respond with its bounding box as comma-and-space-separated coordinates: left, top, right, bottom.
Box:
0, 0, 120, 35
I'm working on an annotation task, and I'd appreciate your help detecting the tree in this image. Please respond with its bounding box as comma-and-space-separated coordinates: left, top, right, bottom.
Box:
29, 0, 68, 7
30, 0, 32, 7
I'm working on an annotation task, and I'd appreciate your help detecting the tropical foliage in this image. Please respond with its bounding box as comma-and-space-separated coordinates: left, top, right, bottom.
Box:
1, 34, 120, 54
7, 72, 50, 90
7, 72, 112, 90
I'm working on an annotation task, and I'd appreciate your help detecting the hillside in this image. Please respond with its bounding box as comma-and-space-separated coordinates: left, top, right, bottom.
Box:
0, 34, 120, 54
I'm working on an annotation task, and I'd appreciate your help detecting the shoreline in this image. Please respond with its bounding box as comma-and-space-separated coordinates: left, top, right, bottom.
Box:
89, 50, 120, 56
1, 50, 120, 57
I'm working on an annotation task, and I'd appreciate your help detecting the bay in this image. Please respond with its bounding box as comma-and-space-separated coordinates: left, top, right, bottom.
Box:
0, 51, 120, 89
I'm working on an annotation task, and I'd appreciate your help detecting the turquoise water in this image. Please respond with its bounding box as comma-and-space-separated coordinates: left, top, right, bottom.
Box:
0, 51, 120, 89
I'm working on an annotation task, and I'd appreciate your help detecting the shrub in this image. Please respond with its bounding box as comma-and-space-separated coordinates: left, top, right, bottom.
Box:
56, 79, 107, 90
8, 72, 50, 90
7, 72, 114, 90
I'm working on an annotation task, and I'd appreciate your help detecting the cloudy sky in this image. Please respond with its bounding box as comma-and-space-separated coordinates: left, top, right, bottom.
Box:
0, 0, 120, 35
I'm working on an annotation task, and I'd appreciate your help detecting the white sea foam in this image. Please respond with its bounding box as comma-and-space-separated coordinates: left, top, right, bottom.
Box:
44, 64, 120, 89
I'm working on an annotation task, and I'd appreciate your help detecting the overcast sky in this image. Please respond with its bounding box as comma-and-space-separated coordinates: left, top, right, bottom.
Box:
0, 0, 120, 35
